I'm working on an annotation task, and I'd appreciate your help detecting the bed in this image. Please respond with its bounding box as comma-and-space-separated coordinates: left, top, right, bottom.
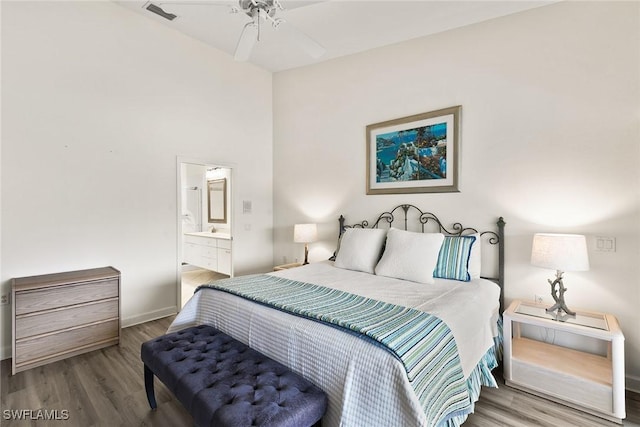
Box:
169, 205, 505, 427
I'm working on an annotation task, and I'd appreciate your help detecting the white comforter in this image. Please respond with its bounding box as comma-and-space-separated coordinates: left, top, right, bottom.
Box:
169, 261, 500, 427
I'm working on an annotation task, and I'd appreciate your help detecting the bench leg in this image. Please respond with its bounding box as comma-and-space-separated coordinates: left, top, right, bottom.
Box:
144, 364, 158, 410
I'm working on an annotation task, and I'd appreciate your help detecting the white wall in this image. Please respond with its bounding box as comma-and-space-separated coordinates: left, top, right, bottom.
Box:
273, 2, 640, 389
1, 1, 273, 357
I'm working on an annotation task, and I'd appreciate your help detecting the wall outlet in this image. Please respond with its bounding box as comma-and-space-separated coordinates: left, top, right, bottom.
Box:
0, 293, 9, 305
534, 294, 545, 304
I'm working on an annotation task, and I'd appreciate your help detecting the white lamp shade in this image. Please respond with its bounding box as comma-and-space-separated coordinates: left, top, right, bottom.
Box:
531, 233, 590, 272
294, 223, 318, 243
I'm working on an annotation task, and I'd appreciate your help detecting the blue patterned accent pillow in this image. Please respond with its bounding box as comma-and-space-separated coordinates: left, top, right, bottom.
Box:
433, 235, 477, 282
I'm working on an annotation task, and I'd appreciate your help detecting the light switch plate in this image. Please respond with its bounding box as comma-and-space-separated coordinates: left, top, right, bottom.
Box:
595, 236, 616, 252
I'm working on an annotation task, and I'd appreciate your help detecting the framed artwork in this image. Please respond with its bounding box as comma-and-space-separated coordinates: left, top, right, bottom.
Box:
366, 106, 460, 194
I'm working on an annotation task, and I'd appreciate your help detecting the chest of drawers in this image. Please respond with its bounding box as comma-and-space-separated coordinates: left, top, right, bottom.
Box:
11, 266, 121, 375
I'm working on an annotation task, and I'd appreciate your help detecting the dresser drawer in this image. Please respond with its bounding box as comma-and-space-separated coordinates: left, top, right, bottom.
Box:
15, 298, 119, 340
14, 319, 119, 368
15, 278, 119, 315
12, 267, 121, 375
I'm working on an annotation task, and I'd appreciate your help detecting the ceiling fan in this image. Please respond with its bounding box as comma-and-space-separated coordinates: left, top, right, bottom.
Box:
146, 0, 326, 62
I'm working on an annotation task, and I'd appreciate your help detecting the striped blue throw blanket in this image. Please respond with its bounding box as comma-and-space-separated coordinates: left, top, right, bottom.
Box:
197, 274, 470, 426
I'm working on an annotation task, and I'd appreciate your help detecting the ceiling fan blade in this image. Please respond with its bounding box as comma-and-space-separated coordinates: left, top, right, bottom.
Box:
155, 1, 235, 7
234, 22, 258, 61
278, 21, 325, 59
278, 1, 326, 12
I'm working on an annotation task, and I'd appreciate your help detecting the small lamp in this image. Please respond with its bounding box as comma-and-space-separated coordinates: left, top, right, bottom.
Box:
294, 223, 317, 265
531, 233, 589, 319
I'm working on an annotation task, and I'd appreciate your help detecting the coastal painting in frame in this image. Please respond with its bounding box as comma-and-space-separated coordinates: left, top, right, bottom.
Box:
366, 106, 460, 194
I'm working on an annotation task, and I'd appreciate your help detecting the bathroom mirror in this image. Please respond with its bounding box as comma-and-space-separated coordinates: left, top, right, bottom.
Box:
207, 178, 227, 223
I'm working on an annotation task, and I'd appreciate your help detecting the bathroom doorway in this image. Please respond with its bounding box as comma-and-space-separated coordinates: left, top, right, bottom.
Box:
177, 158, 234, 308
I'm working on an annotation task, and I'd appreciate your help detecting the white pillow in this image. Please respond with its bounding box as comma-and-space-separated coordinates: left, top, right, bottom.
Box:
374, 228, 444, 284
334, 228, 387, 274
468, 233, 482, 279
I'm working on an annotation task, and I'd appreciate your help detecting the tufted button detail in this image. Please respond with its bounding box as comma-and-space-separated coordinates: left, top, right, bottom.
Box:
141, 324, 327, 427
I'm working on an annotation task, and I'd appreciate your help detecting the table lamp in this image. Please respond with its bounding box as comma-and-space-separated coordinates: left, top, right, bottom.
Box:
294, 223, 317, 265
531, 233, 589, 319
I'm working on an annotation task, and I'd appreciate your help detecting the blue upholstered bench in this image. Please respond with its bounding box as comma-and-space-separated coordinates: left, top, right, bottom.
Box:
141, 325, 327, 427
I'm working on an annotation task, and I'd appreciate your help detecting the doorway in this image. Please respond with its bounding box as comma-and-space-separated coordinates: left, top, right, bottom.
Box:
177, 158, 234, 308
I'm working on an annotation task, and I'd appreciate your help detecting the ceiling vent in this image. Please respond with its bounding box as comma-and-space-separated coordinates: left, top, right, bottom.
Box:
145, 3, 177, 21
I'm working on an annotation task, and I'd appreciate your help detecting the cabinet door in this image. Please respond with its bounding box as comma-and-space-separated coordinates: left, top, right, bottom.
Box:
183, 243, 200, 265
217, 248, 231, 275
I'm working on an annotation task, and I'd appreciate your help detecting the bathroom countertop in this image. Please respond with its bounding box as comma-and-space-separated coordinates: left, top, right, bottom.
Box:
184, 231, 232, 240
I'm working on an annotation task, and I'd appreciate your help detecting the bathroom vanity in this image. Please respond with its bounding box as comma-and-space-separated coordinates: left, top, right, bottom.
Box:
183, 232, 232, 275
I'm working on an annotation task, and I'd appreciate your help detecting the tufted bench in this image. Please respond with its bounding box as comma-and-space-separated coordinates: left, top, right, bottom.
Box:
141, 325, 327, 427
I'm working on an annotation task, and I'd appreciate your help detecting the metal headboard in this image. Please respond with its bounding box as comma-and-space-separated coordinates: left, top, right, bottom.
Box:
332, 204, 506, 313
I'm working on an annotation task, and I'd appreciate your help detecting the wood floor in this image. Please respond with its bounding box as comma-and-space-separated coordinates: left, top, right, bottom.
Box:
1, 316, 639, 427
181, 268, 228, 307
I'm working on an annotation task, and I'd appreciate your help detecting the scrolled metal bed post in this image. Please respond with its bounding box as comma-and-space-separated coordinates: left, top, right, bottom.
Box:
334, 210, 506, 314
329, 215, 347, 261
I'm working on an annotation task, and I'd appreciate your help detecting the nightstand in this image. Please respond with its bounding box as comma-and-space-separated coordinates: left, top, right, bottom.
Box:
273, 262, 303, 271
503, 300, 625, 423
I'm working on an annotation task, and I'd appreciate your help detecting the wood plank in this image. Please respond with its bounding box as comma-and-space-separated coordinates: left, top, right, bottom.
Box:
1, 316, 639, 427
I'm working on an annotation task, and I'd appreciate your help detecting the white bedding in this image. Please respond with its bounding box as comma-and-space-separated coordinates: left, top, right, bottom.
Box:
169, 261, 500, 426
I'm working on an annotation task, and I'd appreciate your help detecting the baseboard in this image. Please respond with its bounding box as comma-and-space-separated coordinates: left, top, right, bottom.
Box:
627, 374, 640, 394
121, 306, 178, 328
1, 343, 11, 361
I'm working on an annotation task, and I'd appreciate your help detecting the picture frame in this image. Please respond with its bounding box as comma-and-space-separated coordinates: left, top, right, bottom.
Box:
366, 106, 461, 194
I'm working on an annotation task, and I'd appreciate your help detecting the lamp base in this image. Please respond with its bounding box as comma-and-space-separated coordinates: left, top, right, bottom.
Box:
303, 243, 309, 265
546, 270, 576, 321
